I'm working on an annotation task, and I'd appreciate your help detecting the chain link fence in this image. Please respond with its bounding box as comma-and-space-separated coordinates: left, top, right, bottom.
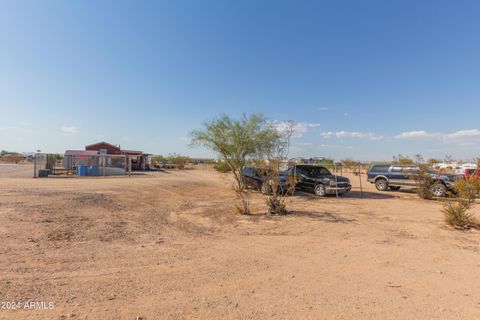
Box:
34, 153, 132, 177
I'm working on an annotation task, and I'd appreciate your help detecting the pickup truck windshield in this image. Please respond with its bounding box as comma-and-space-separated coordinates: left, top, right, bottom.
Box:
310, 167, 331, 176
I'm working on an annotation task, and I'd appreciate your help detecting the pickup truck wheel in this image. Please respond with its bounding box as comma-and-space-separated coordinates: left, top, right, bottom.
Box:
261, 182, 272, 195
430, 183, 447, 197
375, 179, 388, 191
314, 184, 327, 197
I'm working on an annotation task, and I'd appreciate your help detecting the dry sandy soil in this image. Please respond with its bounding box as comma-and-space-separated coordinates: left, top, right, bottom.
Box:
0, 164, 480, 320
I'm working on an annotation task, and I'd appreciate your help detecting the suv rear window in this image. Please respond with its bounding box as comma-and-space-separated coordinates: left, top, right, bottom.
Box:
370, 165, 390, 173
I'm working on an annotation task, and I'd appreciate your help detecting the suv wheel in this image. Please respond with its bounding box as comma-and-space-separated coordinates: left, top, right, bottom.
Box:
261, 182, 272, 195
430, 183, 447, 197
375, 179, 388, 191
314, 184, 327, 197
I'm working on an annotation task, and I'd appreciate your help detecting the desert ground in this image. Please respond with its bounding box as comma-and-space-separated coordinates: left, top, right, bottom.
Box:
1, 163, 480, 320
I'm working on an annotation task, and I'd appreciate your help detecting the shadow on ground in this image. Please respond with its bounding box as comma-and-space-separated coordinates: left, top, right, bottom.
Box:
286, 211, 356, 223
343, 191, 396, 200
293, 191, 396, 200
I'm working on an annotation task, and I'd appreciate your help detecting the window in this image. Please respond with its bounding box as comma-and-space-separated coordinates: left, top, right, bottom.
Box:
404, 167, 419, 174
318, 167, 331, 175
309, 167, 331, 177
371, 165, 390, 173
391, 166, 403, 173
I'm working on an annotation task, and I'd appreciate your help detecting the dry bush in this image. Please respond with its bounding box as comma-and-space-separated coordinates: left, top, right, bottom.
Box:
168, 153, 190, 170
442, 201, 476, 229
443, 176, 480, 229
415, 166, 435, 200
1, 153, 23, 164
455, 176, 480, 203
392, 154, 414, 165
265, 196, 287, 215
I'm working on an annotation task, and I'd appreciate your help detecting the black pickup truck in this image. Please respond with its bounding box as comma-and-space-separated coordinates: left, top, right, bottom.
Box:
242, 165, 352, 197
242, 166, 287, 194
285, 165, 351, 196
367, 164, 463, 197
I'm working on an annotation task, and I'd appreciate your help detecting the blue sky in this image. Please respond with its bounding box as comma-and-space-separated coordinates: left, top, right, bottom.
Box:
1, 0, 480, 161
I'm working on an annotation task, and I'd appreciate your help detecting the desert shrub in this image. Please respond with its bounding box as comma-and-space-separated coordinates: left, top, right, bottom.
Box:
392, 154, 414, 165
167, 153, 190, 169
265, 196, 287, 215
427, 158, 441, 167
415, 166, 435, 200
442, 201, 475, 229
442, 176, 480, 229
214, 161, 232, 173
1, 153, 23, 164
454, 176, 480, 204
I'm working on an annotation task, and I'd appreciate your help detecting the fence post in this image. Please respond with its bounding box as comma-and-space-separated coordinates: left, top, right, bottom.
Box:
334, 164, 339, 198
33, 153, 37, 178
359, 164, 363, 198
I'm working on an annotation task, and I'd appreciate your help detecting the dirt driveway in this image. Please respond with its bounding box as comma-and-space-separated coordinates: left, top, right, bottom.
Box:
0, 165, 479, 319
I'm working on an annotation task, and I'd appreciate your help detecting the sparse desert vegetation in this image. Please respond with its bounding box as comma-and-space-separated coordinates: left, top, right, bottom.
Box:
1, 164, 480, 319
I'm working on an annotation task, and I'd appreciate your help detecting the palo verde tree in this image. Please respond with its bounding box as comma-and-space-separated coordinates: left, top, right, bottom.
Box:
190, 113, 277, 214
261, 121, 297, 215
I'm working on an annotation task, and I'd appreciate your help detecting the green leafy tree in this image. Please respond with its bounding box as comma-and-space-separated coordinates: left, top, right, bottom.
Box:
190, 113, 277, 214
214, 161, 232, 173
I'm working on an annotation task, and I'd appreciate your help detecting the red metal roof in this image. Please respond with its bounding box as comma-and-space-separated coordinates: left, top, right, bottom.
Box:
85, 141, 120, 149
65, 150, 99, 156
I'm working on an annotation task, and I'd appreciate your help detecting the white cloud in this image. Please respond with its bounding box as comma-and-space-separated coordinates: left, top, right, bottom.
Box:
394, 130, 441, 139
296, 142, 313, 146
320, 130, 383, 140
0, 123, 31, 133
444, 129, 480, 139
318, 143, 353, 149
395, 129, 480, 142
273, 121, 320, 138
60, 126, 79, 135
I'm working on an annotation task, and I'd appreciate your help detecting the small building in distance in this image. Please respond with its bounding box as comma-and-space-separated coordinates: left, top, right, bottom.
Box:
64, 141, 151, 174
290, 157, 334, 166
85, 141, 151, 171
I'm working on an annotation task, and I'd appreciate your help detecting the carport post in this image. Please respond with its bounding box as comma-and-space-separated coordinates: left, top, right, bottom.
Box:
33, 154, 37, 178
358, 164, 363, 198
